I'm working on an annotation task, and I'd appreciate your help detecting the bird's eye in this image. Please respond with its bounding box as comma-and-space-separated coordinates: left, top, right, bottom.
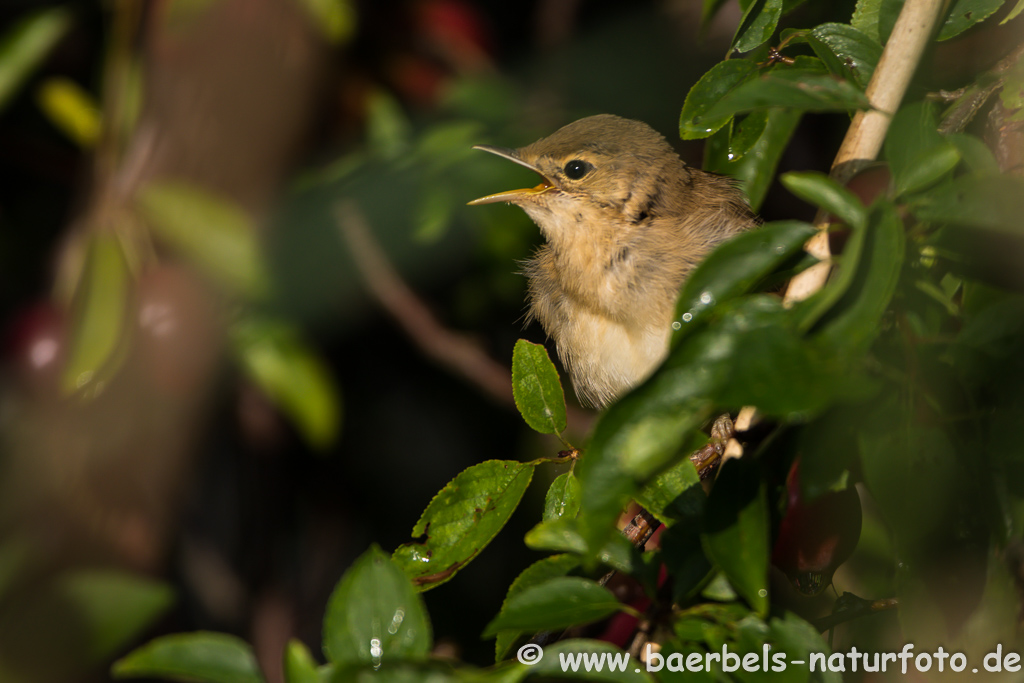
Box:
563, 159, 593, 180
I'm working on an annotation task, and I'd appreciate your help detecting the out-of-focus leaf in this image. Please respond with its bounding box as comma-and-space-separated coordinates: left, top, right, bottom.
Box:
878, 0, 904, 44
62, 234, 130, 395
635, 449, 705, 526
732, 0, 784, 53
543, 472, 580, 522
702, 63, 870, 121
672, 220, 817, 347
527, 640, 653, 682
112, 632, 264, 683
284, 640, 321, 683
1002, 0, 1024, 22
701, 0, 732, 27
947, 134, 1000, 175
884, 101, 944, 194
780, 171, 868, 230
60, 570, 173, 664
701, 458, 770, 616
36, 76, 101, 147
911, 175, 1024, 232
0, 6, 71, 112
413, 184, 455, 243
232, 317, 341, 449
893, 141, 961, 198
482, 577, 623, 638
851, 0, 884, 42
809, 23, 882, 88
393, 461, 534, 590
524, 518, 637, 575
660, 524, 714, 602
679, 59, 760, 140
939, 0, 1006, 40
511, 340, 567, 435
366, 90, 411, 159
493, 554, 579, 662
323, 545, 431, 666
705, 107, 802, 211
812, 201, 905, 358
296, 0, 356, 44
138, 181, 269, 298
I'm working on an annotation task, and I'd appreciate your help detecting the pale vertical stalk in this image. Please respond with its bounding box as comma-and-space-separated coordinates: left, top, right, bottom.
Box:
783, 0, 949, 305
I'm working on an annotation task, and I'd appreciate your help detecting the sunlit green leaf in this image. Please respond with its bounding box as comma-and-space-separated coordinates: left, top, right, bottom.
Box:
393, 461, 534, 590
138, 181, 269, 298
37, 76, 100, 147
493, 554, 579, 662
323, 545, 431, 666
543, 472, 581, 522
284, 640, 321, 683
511, 340, 567, 435
232, 317, 342, 449
0, 6, 71, 112
62, 234, 130, 396
680, 60, 760, 140
113, 632, 264, 683
701, 458, 770, 615
851, 0, 884, 42
1002, 0, 1024, 22
482, 577, 623, 638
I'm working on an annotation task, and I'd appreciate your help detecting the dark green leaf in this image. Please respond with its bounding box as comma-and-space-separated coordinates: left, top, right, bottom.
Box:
524, 518, 637, 574
493, 554, 579, 662
728, 111, 769, 160
393, 461, 534, 590
527, 640, 653, 682
543, 471, 581, 521
138, 181, 269, 298
680, 60, 760, 140
878, 0, 904, 43
947, 133, 1000, 175
511, 340, 567, 435
912, 175, 1024, 233
809, 23, 882, 88
884, 101, 944, 195
701, 458, 770, 615
851, 0, 884, 42
893, 141, 961, 197
366, 90, 411, 159
284, 640, 322, 683
62, 234, 130, 396
672, 220, 817, 348
660, 525, 714, 603
780, 171, 867, 230
482, 577, 622, 638
702, 64, 870, 121
0, 7, 71, 111
812, 201, 905, 358
733, 0, 784, 53
323, 545, 431, 666
634, 449, 705, 526
705, 108, 803, 212
112, 632, 264, 683
232, 317, 342, 449
938, 0, 1006, 40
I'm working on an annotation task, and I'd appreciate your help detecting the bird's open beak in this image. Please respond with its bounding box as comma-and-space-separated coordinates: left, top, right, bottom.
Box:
467, 145, 556, 205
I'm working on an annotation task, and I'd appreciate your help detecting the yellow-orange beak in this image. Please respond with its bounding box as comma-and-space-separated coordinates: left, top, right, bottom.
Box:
467, 145, 557, 205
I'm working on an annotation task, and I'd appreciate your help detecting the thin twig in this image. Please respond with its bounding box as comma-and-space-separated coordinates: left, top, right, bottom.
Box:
783, 0, 949, 305
336, 200, 592, 428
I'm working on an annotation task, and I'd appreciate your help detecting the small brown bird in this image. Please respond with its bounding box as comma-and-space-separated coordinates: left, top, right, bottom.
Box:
470, 114, 758, 408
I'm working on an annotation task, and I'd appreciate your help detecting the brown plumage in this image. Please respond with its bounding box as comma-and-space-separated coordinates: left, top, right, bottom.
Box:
470, 114, 758, 408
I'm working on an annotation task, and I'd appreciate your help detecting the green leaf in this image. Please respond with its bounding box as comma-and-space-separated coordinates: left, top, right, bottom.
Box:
232, 317, 342, 449
366, 90, 411, 159
660, 524, 714, 602
295, 0, 356, 44
780, 171, 868, 230
60, 570, 173, 664
948, 133, 1000, 175
284, 640, 322, 683
851, 0, 884, 42
524, 518, 637, 574
893, 140, 960, 198
671, 220, 817, 347
393, 461, 534, 590
543, 471, 581, 522
62, 234, 130, 395
911, 175, 1024, 232
705, 108, 803, 212
138, 181, 269, 298
733, 0, 784, 53
527, 640, 654, 682
323, 545, 431, 666
701, 458, 770, 615
884, 101, 947, 196
493, 555, 580, 662
113, 632, 264, 683
702, 62, 870, 122
938, 0, 1006, 40
1002, 0, 1024, 22
679, 59, 760, 140
36, 76, 101, 147
511, 340, 567, 435
634, 451, 706, 526
0, 6, 71, 112
482, 577, 622, 638
809, 23, 882, 89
